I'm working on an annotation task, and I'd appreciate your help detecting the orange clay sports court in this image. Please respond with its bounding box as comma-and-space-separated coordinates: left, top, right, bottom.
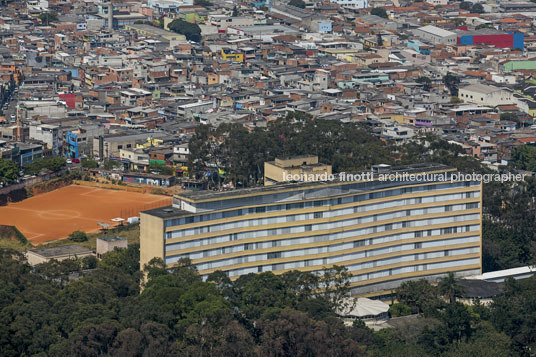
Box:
0, 185, 171, 244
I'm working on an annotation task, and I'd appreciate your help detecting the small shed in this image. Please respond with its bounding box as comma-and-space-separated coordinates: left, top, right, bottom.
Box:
96, 236, 128, 259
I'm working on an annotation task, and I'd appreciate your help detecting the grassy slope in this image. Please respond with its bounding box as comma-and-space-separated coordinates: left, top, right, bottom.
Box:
0, 224, 140, 252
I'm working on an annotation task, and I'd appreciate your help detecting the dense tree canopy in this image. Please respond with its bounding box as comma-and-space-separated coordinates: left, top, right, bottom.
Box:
289, 0, 306, 8
0, 158, 19, 184
24, 157, 66, 175
168, 19, 202, 42
371, 7, 388, 18
3, 244, 536, 355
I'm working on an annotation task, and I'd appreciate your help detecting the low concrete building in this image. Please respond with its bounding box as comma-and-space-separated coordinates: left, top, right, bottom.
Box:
96, 236, 128, 259
413, 25, 457, 45
26, 244, 94, 266
458, 84, 514, 107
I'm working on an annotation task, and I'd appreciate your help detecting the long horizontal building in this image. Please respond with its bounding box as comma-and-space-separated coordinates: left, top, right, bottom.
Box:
140, 163, 482, 296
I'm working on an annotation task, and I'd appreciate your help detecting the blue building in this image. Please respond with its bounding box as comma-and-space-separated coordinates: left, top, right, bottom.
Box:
407, 40, 431, 55
65, 132, 79, 159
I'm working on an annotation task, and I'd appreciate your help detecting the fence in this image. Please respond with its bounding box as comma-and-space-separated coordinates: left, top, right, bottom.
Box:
72, 180, 149, 193
0, 169, 68, 195
0, 169, 69, 205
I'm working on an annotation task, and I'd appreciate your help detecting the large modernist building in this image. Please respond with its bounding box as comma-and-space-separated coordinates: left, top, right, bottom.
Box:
140, 163, 482, 296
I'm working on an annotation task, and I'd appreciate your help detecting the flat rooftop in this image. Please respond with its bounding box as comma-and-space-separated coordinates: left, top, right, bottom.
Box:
28, 244, 93, 258
176, 162, 453, 203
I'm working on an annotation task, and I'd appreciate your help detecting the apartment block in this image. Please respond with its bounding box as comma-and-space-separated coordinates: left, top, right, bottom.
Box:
140, 163, 482, 296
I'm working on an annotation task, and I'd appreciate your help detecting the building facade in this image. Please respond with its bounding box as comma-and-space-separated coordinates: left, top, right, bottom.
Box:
413, 25, 457, 45
140, 164, 482, 296
458, 83, 513, 107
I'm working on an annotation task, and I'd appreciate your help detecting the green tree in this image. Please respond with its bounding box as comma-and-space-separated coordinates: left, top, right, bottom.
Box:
0, 158, 19, 184
24, 157, 66, 175
103, 160, 122, 170
69, 230, 88, 242
81, 158, 99, 169
99, 245, 140, 275
148, 162, 173, 175
389, 303, 412, 317
39, 12, 58, 25
438, 272, 465, 304
289, 0, 306, 8
168, 19, 202, 42
471, 3, 484, 13
396, 279, 442, 314
443, 73, 460, 96
416, 76, 432, 91
194, 0, 212, 7
460, 1, 472, 10
371, 7, 388, 18
510, 145, 536, 171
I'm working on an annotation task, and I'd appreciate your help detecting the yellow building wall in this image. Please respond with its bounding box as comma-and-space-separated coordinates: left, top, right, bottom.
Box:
140, 211, 165, 271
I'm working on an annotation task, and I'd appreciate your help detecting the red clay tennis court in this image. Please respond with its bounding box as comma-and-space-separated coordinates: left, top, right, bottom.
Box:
0, 185, 171, 244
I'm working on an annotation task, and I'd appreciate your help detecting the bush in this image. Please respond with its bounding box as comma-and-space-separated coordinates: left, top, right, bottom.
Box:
389, 303, 412, 317
103, 160, 122, 170
24, 157, 66, 175
81, 158, 99, 169
69, 230, 88, 242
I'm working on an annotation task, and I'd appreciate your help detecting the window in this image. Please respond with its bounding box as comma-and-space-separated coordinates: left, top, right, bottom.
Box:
467, 203, 479, 209
445, 205, 453, 212
244, 243, 254, 250
406, 209, 411, 216
258, 266, 263, 273
415, 231, 423, 238
415, 242, 422, 249
255, 206, 266, 213
385, 223, 393, 231
314, 212, 323, 219
267, 252, 281, 259
444, 250, 449, 257
186, 216, 194, 224
118, 145, 123, 149
305, 224, 312, 231
354, 240, 365, 248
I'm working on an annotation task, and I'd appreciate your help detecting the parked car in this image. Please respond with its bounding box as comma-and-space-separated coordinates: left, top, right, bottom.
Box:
66, 159, 72, 164
72, 158, 80, 163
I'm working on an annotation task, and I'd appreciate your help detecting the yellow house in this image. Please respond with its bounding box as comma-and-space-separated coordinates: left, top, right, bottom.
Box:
136, 137, 164, 149
221, 48, 244, 63
379, 114, 406, 124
